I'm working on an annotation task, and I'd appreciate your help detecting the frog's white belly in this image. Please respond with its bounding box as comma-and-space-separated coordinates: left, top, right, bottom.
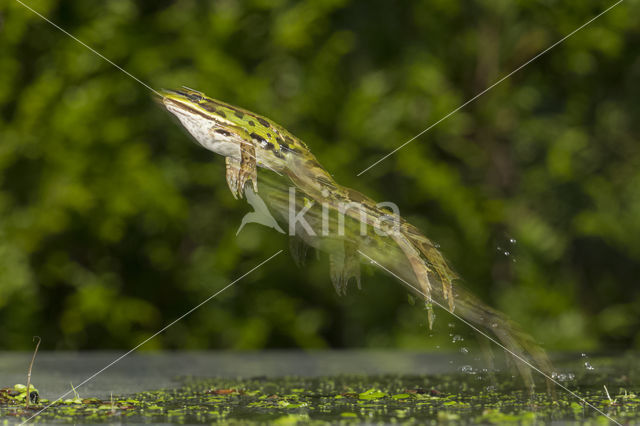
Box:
166, 102, 241, 159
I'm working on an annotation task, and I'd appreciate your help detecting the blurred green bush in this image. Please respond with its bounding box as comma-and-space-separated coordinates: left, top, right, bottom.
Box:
0, 0, 638, 351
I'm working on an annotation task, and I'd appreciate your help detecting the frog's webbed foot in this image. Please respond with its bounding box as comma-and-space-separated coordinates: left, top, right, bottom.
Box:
225, 141, 258, 199
329, 241, 361, 296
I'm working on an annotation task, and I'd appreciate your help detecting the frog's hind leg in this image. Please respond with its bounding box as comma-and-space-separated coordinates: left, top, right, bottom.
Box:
329, 241, 361, 296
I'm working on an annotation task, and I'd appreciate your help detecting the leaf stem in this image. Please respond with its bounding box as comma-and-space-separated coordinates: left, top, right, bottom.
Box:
25, 336, 41, 409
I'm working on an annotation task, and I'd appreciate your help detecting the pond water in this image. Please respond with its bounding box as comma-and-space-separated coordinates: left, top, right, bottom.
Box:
0, 351, 637, 424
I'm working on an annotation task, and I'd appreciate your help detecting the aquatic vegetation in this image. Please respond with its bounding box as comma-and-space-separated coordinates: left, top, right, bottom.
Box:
0, 384, 38, 405
2, 359, 638, 424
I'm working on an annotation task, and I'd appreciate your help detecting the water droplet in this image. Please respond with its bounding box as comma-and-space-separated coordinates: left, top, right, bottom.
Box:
435, 345, 440, 349
452, 335, 464, 343
551, 372, 575, 382
496, 246, 503, 251
460, 347, 469, 354
491, 323, 498, 328
509, 238, 516, 244
503, 251, 510, 256
448, 323, 455, 328
425, 303, 435, 330
584, 362, 595, 371
581, 353, 587, 358
460, 365, 475, 374
434, 243, 441, 249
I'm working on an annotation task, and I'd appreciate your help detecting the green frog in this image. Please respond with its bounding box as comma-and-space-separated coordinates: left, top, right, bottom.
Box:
160, 87, 553, 390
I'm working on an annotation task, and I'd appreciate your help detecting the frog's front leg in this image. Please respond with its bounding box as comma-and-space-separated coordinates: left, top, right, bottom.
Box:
225, 156, 241, 199
225, 139, 258, 199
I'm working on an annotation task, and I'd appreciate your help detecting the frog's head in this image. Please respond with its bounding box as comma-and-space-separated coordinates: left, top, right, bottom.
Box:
160, 87, 244, 158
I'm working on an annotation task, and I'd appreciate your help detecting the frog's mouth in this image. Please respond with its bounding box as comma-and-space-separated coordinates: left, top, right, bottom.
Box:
159, 89, 236, 132
163, 97, 210, 122
160, 94, 241, 159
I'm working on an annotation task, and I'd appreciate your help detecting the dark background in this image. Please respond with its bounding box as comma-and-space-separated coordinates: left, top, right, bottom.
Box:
0, 0, 638, 352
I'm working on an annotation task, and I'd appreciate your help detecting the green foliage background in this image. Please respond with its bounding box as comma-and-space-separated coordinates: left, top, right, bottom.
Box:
0, 0, 638, 352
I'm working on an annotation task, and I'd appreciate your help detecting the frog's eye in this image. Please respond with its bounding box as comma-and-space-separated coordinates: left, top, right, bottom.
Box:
181, 86, 204, 102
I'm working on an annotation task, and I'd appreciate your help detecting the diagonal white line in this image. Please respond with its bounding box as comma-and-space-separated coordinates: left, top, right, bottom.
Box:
20, 250, 283, 425
13, 0, 162, 97
12, 0, 621, 420
10, 2, 285, 421
357, 0, 624, 176
13, 0, 283, 177
357, 249, 622, 426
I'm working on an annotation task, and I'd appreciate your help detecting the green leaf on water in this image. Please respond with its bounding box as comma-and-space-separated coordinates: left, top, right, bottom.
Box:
392, 393, 411, 399
359, 389, 388, 400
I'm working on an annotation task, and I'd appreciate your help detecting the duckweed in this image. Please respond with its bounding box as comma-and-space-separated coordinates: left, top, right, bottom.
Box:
1, 363, 638, 424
